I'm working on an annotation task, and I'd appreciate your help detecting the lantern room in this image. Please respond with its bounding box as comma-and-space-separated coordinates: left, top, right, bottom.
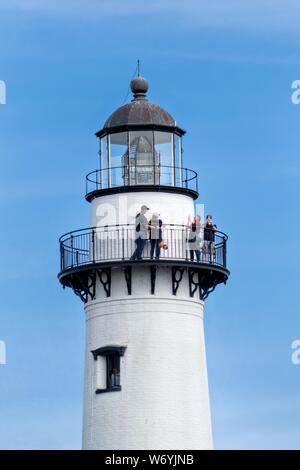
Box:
93, 75, 189, 191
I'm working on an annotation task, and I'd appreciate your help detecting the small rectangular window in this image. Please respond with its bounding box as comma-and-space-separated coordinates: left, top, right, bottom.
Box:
91, 345, 126, 394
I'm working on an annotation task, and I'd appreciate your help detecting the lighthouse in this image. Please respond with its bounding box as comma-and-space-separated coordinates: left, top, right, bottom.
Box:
58, 73, 229, 450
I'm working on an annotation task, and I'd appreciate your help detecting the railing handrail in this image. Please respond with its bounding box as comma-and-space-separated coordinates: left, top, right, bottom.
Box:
59, 224, 228, 243
86, 165, 198, 184
59, 224, 228, 273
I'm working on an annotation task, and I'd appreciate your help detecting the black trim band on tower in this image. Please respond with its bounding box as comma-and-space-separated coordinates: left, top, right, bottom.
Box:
85, 184, 199, 202
95, 123, 186, 138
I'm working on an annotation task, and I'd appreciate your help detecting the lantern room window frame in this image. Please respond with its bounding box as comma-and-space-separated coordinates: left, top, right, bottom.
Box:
97, 125, 184, 189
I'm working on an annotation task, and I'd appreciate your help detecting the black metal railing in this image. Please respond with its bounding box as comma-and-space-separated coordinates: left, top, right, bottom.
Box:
59, 224, 227, 273
86, 166, 198, 195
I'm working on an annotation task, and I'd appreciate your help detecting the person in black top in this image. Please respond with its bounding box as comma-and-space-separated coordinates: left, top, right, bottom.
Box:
130, 205, 149, 260
148, 213, 163, 260
203, 214, 217, 262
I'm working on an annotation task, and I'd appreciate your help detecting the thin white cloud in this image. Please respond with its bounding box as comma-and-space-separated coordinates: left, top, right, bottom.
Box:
1, 0, 300, 34
157, 50, 300, 66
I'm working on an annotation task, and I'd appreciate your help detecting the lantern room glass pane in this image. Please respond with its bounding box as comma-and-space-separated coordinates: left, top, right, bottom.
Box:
126, 130, 157, 185
101, 136, 109, 169
174, 134, 182, 187
110, 132, 128, 187
100, 136, 109, 188
154, 131, 173, 186
110, 132, 128, 167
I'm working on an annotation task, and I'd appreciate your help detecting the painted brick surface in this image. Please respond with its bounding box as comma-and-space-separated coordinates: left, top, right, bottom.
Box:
83, 271, 212, 449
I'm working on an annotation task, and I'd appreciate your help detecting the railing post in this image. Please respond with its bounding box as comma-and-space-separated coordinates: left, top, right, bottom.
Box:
92, 229, 95, 263
171, 134, 175, 186
122, 226, 125, 260
152, 130, 155, 185
184, 226, 188, 261
128, 131, 131, 186
107, 135, 111, 188
101, 167, 104, 189
222, 236, 227, 268
70, 235, 74, 267
60, 241, 64, 271
185, 168, 188, 189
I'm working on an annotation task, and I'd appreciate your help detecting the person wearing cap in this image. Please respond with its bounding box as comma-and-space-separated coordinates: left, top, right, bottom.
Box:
130, 205, 149, 261
148, 212, 163, 260
203, 214, 217, 262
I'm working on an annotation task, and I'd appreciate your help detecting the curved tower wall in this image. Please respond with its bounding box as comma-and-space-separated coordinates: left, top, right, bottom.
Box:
90, 191, 196, 227
82, 265, 212, 450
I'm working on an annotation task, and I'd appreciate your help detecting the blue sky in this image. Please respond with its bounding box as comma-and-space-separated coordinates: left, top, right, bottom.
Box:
0, 0, 300, 449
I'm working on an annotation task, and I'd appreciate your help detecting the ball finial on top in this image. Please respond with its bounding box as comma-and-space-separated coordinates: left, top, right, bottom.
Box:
130, 75, 148, 100
130, 60, 148, 100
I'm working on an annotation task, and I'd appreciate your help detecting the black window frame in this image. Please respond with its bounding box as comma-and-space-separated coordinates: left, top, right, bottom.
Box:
91, 345, 126, 394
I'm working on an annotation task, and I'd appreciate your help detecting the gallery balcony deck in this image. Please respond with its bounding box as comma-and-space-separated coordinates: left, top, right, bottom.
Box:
58, 224, 229, 302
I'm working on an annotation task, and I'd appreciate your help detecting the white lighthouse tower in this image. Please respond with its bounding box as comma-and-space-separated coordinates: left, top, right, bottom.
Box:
58, 73, 229, 450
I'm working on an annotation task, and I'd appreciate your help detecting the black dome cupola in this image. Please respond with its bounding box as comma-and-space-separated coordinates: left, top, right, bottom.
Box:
99, 75, 178, 131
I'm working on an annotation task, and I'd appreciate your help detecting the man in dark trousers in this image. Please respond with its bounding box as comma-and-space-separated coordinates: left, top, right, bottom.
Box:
130, 205, 149, 260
